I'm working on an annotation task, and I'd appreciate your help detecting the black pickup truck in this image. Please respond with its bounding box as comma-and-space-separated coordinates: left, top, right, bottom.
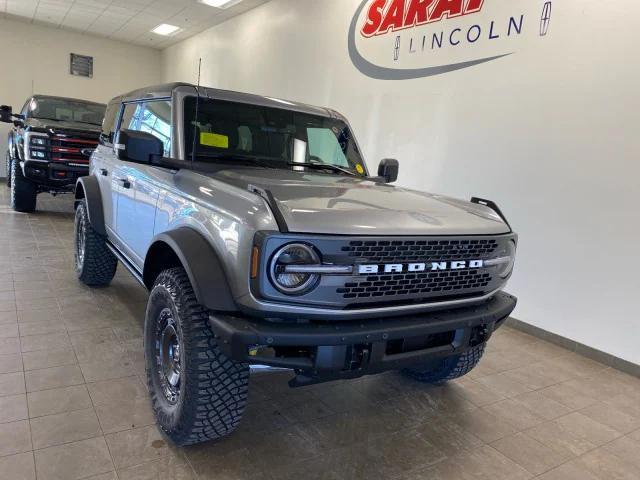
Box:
2, 95, 105, 212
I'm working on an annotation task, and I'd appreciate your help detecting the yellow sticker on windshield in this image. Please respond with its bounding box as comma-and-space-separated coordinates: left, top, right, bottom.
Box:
355, 164, 364, 175
200, 132, 229, 149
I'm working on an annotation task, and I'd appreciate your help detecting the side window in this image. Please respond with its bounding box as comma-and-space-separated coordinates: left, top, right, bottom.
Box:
120, 100, 172, 156
20, 99, 32, 118
100, 103, 119, 146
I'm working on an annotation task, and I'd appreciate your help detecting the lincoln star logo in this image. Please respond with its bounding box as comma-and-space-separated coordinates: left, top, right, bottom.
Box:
349, 0, 553, 80
81, 148, 95, 157
358, 260, 484, 275
540, 1, 552, 36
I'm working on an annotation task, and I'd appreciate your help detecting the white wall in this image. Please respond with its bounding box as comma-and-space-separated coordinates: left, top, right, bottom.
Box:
162, 0, 640, 364
0, 17, 162, 175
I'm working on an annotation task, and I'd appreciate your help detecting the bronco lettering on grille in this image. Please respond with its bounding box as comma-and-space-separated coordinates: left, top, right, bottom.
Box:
358, 260, 484, 275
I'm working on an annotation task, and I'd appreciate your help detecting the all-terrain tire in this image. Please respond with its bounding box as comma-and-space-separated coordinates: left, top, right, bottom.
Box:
74, 200, 118, 286
5, 151, 11, 187
402, 343, 486, 384
10, 158, 37, 212
145, 267, 249, 446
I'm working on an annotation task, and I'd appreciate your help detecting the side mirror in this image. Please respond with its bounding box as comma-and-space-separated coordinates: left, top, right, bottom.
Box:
378, 158, 399, 183
0, 105, 14, 124
115, 129, 163, 164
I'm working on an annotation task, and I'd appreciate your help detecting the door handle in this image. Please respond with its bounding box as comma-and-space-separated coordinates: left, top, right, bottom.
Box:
116, 178, 131, 189
99, 168, 108, 176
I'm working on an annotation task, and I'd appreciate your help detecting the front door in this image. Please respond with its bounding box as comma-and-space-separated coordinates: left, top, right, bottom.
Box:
114, 100, 173, 268
93, 101, 120, 235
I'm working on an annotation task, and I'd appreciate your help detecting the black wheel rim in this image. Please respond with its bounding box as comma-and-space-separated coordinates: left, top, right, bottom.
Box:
74, 209, 86, 272
155, 308, 182, 405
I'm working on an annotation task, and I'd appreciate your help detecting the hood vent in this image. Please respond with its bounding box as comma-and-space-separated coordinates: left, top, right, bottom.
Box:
248, 184, 289, 233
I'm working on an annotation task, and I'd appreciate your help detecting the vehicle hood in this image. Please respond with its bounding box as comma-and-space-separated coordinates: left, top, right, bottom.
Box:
26, 117, 102, 133
207, 168, 510, 236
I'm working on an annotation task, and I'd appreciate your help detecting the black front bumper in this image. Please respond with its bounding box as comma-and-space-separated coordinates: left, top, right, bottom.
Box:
209, 292, 517, 385
24, 161, 88, 190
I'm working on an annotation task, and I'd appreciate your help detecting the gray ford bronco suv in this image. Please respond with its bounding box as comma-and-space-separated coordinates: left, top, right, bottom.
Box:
74, 83, 517, 446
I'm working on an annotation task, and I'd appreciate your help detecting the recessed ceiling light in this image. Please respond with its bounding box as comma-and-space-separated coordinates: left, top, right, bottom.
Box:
151, 24, 181, 36
199, 0, 242, 9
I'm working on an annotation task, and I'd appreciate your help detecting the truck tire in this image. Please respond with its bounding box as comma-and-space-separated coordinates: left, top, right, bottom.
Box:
10, 159, 37, 213
402, 343, 486, 384
74, 199, 118, 286
145, 267, 249, 446
5, 151, 11, 187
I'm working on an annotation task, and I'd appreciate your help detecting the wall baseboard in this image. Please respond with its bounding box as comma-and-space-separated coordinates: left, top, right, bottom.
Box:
505, 317, 640, 379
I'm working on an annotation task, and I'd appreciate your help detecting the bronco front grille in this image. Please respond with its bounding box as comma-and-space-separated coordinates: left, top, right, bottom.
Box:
332, 236, 509, 307
341, 239, 498, 263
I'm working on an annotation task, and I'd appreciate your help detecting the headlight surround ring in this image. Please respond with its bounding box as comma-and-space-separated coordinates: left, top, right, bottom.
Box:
268, 243, 321, 295
498, 240, 517, 279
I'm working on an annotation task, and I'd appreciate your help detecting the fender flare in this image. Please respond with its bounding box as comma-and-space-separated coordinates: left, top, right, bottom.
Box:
145, 228, 237, 312
75, 176, 106, 236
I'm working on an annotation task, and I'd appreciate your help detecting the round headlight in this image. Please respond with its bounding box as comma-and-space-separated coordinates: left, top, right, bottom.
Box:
269, 243, 320, 295
498, 240, 517, 278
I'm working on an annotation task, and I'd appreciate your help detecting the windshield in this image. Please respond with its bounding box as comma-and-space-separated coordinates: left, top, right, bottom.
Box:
184, 97, 367, 176
27, 97, 106, 126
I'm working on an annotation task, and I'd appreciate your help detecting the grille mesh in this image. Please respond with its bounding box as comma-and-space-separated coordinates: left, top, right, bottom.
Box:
341, 239, 498, 263
339, 270, 492, 300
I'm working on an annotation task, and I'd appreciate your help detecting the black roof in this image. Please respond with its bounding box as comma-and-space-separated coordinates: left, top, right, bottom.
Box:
116, 82, 193, 102
112, 83, 334, 118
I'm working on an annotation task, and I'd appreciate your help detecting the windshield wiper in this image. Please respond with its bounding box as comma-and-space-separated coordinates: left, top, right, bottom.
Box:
191, 153, 280, 169
33, 117, 100, 126
287, 162, 358, 177
72, 120, 102, 126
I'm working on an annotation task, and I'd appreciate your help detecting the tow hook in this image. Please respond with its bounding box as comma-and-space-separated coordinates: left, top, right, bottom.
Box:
347, 344, 371, 371
470, 325, 489, 346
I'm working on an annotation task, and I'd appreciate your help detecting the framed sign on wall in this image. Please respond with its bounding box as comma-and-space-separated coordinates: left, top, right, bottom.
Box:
70, 53, 94, 78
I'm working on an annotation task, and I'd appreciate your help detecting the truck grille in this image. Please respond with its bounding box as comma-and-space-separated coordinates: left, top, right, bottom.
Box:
341, 239, 498, 263
50, 130, 98, 165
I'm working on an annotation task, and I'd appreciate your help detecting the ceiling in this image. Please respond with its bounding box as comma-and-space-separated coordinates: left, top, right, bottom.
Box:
0, 0, 271, 49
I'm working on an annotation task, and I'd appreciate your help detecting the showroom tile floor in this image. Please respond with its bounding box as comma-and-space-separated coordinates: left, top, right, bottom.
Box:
1, 187, 640, 480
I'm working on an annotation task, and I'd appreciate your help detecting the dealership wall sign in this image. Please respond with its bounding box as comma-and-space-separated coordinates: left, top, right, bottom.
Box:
349, 0, 552, 80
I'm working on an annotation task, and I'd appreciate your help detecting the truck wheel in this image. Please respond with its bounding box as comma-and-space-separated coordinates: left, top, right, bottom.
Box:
145, 267, 249, 446
10, 159, 37, 213
5, 151, 11, 187
74, 199, 118, 286
402, 343, 486, 384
